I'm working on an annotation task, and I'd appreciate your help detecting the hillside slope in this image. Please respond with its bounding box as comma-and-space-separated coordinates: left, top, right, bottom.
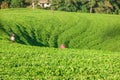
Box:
0, 9, 120, 51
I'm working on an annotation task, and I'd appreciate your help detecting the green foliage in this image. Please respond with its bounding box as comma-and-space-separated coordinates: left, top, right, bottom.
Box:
51, 0, 120, 14
0, 9, 120, 79
0, 9, 120, 51
1, 0, 120, 14
81, 5, 88, 12
0, 41, 120, 79
10, 0, 21, 8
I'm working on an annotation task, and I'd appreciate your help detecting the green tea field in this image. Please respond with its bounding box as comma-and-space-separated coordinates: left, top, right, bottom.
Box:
0, 9, 120, 79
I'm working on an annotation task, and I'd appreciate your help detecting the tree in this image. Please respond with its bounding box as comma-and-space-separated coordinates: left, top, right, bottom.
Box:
1, 0, 120, 14
110, 0, 120, 14
10, 0, 21, 8
51, 0, 78, 12
0, 0, 4, 7
104, 0, 113, 14
88, 0, 96, 13
64, 0, 78, 12
5, 0, 11, 7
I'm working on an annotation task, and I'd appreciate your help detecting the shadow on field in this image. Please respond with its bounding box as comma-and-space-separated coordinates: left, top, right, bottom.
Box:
102, 25, 120, 39
15, 24, 44, 46
0, 22, 45, 47
0, 23, 7, 33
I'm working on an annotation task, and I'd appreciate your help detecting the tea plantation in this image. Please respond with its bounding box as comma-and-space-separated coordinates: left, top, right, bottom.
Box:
0, 9, 120, 79
1, 40, 120, 79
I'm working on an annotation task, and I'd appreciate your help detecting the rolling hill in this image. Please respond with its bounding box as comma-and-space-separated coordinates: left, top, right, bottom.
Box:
1, 8, 120, 51
0, 8, 120, 79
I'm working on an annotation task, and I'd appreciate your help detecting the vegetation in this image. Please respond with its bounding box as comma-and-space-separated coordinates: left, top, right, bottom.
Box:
0, 9, 120, 51
0, 0, 120, 14
0, 40, 120, 79
0, 8, 120, 80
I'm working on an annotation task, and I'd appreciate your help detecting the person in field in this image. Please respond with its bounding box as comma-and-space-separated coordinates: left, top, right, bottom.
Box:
10, 33, 15, 42
60, 44, 65, 49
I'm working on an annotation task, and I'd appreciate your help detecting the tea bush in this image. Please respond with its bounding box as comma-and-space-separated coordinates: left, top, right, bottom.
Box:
0, 41, 120, 79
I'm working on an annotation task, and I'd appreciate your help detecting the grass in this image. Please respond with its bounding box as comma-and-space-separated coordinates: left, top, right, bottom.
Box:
0, 8, 120, 79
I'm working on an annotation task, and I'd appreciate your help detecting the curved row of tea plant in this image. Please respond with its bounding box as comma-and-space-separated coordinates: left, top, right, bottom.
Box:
0, 9, 120, 51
